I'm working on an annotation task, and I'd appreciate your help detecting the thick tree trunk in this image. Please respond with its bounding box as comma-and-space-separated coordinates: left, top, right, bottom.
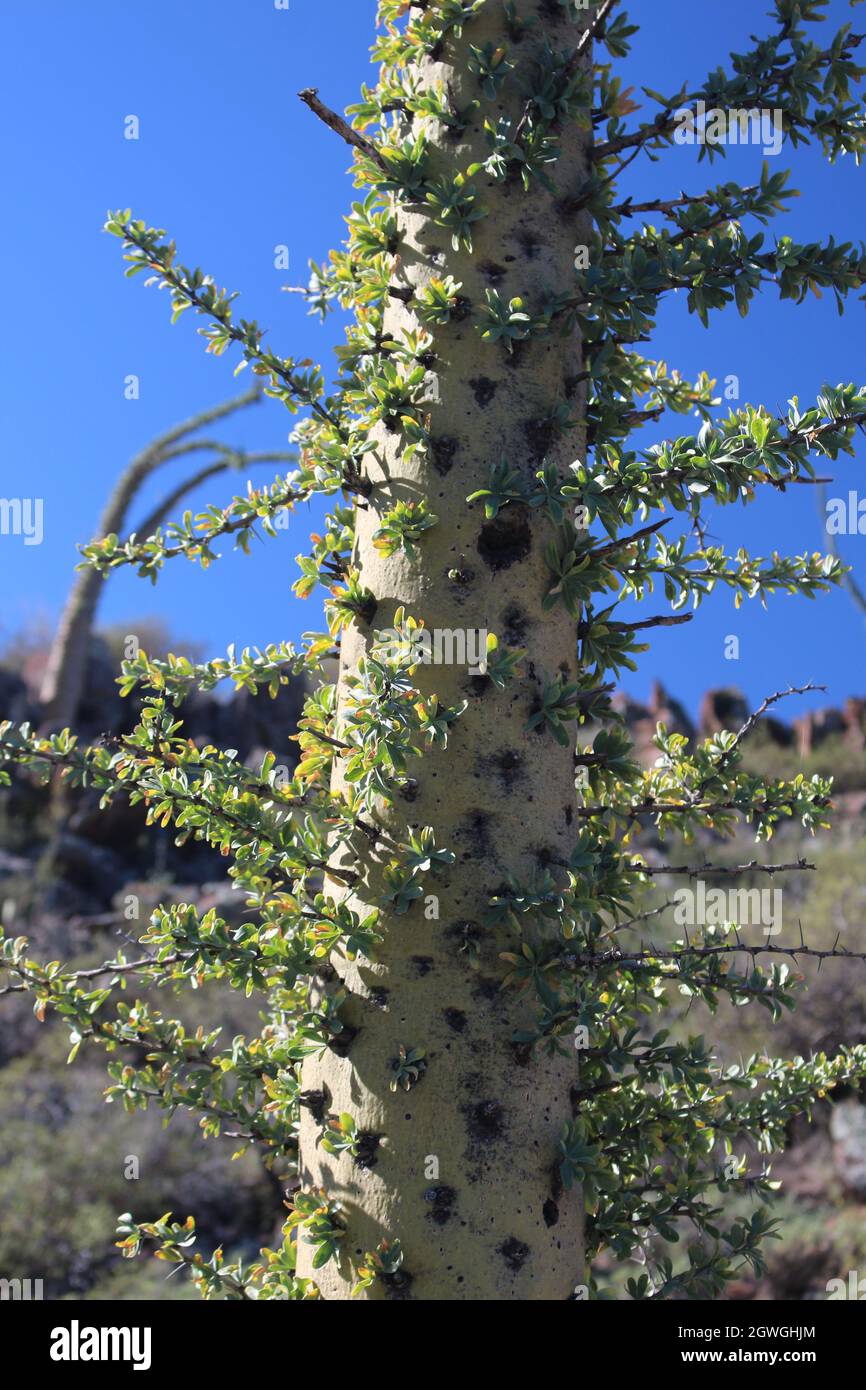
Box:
299, 4, 592, 1300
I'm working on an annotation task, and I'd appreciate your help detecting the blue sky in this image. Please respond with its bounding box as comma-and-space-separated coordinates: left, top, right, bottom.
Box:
1, 0, 864, 717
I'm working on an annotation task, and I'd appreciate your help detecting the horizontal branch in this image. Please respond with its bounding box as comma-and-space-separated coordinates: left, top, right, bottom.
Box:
585, 937, 866, 968
131, 448, 296, 541
0, 952, 183, 997
593, 31, 864, 162
608, 186, 758, 220
579, 612, 693, 637
626, 858, 816, 879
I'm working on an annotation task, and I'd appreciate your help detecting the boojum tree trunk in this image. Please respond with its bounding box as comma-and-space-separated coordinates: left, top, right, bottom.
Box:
39, 387, 262, 729
299, 6, 592, 1300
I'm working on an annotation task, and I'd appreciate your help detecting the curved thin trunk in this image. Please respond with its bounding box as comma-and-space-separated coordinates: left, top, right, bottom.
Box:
38, 388, 263, 727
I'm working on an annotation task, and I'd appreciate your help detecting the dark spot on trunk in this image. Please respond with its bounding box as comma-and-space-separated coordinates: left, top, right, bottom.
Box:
456, 809, 493, 860
383, 1269, 414, 1299
328, 1025, 358, 1058
565, 805, 574, 826
477, 506, 532, 571
465, 672, 490, 698
368, 987, 389, 1009
447, 563, 475, 586
468, 375, 497, 407
505, 338, 527, 368
516, 229, 540, 259
298, 1089, 328, 1125
478, 746, 524, 792
478, 261, 507, 285
543, 1199, 560, 1228
527, 692, 548, 734
502, 602, 527, 645
464, 1099, 505, 1146
452, 295, 473, 321
443, 1007, 467, 1033
448, 921, 481, 961
354, 1132, 381, 1170
472, 975, 500, 1002
512, 1040, 533, 1068
423, 1185, 457, 1226
412, 955, 435, 977
400, 779, 419, 803
494, 748, 523, 789
431, 436, 458, 476
523, 415, 557, 465
498, 1237, 530, 1271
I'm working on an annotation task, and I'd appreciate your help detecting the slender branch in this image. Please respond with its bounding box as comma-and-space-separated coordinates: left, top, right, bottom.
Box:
598, 897, 678, 939
0, 953, 183, 997
584, 939, 866, 968
587, 517, 670, 561
608, 186, 758, 220
0, 736, 360, 888
626, 858, 816, 879
722, 682, 825, 767
131, 449, 296, 541
116, 220, 345, 439
298, 88, 389, 171
601, 410, 866, 507
572, 793, 829, 821
593, 32, 864, 162
579, 612, 693, 636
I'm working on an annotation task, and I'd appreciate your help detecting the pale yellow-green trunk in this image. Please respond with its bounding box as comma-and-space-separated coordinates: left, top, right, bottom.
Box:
299, 2, 591, 1300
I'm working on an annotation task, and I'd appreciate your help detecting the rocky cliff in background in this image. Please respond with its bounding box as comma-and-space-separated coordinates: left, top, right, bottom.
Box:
615, 679, 866, 766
